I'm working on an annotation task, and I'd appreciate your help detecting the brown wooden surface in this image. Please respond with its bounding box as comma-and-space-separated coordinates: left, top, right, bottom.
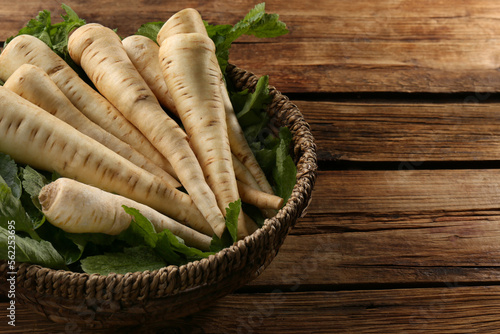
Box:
3, 0, 500, 332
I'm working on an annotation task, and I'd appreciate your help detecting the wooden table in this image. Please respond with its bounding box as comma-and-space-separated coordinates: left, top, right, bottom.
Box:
2, 0, 500, 332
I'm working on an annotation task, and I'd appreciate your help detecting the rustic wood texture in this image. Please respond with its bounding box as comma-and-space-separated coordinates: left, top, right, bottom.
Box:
5, 286, 500, 333
3, 0, 500, 93
251, 170, 500, 286
2, 0, 500, 333
299, 100, 500, 162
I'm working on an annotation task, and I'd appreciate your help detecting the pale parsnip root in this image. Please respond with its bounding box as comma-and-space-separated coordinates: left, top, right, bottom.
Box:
39, 178, 212, 250
0, 86, 212, 235
159, 31, 248, 239
123, 34, 276, 209
3, 63, 180, 188
0, 34, 177, 178
68, 23, 226, 237
237, 180, 283, 210
156, 8, 206, 45
158, 8, 276, 197
122, 35, 178, 117
232, 154, 278, 217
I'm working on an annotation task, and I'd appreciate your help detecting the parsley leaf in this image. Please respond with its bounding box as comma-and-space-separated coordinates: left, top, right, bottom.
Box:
0, 154, 40, 240
135, 21, 164, 42
4, 4, 86, 76
0, 225, 66, 269
80, 246, 166, 275
273, 127, 296, 202
205, 2, 288, 73
135, 3, 288, 75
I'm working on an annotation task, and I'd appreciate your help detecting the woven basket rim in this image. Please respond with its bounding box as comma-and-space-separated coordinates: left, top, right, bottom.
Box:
0, 64, 318, 307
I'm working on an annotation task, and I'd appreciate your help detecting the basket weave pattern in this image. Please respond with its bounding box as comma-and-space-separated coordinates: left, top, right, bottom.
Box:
0, 64, 317, 327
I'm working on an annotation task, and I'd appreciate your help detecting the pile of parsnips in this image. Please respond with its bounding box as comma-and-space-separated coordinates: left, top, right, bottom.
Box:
0, 8, 284, 251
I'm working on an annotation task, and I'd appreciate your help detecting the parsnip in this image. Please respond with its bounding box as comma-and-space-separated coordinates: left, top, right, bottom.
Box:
237, 180, 283, 210
68, 23, 226, 237
122, 35, 178, 116
158, 8, 276, 201
159, 32, 248, 239
3, 63, 180, 188
121, 35, 277, 214
232, 155, 279, 217
39, 178, 212, 250
0, 86, 212, 235
156, 8, 206, 45
123, 34, 275, 209
0, 34, 177, 178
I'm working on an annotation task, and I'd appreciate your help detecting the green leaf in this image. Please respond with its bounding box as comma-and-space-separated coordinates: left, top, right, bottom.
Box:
135, 21, 164, 43
19, 166, 49, 226
234, 76, 271, 125
80, 246, 166, 275
155, 229, 212, 265
0, 175, 40, 241
273, 127, 296, 202
118, 206, 213, 266
209, 230, 233, 253
209, 199, 242, 252
236, 3, 289, 39
20, 166, 48, 199
205, 3, 288, 73
119, 206, 158, 248
225, 199, 241, 243
231, 75, 272, 144
0, 226, 66, 269
0, 154, 22, 199
4, 4, 86, 77
36, 222, 85, 265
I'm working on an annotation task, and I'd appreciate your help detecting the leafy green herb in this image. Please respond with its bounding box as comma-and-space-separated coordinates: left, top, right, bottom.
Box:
135, 3, 288, 74
4, 3, 86, 76
205, 3, 288, 73
0, 225, 66, 269
80, 246, 166, 275
273, 127, 296, 202
135, 21, 164, 42
209, 199, 242, 252
19, 166, 49, 227
36, 222, 85, 265
0, 154, 22, 199
21, 166, 48, 199
156, 229, 211, 263
230, 75, 273, 144
225, 199, 241, 243
0, 155, 40, 240
116, 206, 214, 266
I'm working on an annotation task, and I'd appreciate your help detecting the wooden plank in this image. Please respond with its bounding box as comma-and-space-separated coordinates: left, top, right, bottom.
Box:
2, 1, 500, 93
229, 41, 500, 93
310, 170, 500, 214
252, 218, 500, 286
4, 286, 500, 333
4, 0, 500, 41
248, 169, 500, 286
296, 100, 500, 162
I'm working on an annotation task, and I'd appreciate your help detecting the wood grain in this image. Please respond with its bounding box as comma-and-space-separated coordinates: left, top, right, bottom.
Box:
298, 100, 500, 162
4, 286, 500, 333
249, 169, 500, 286
2, 1, 500, 332
2, 1, 500, 93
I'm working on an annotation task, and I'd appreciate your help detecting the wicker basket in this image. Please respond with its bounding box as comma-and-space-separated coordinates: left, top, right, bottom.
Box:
0, 64, 317, 328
